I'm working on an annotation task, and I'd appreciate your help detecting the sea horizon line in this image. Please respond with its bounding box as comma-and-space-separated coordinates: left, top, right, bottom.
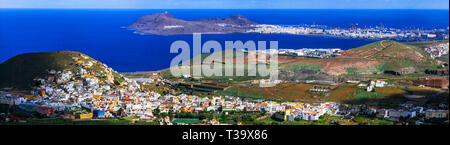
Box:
0, 8, 449, 10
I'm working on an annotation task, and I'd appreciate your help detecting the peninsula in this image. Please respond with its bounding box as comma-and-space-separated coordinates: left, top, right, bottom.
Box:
127, 12, 257, 35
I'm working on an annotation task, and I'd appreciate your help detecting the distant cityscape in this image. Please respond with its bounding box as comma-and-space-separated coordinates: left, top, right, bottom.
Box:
248, 42, 449, 59
244, 48, 342, 58
247, 24, 449, 41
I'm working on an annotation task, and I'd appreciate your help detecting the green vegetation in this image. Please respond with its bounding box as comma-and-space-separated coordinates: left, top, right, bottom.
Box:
217, 111, 266, 125
374, 63, 397, 72
252, 117, 281, 125
436, 54, 449, 63
276, 114, 395, 125
160, 49, 274, 82
352, 89, 381, 100
0, 104, 9, 113
352, 116, 395, 125
283, 115, 341, 125
345, 67, 359, 75
169, 111, 265, 125
0, 51, 126, 90
132, 121, 160, 125
123, 116, 140, 120
0, 51, 79, 89
173, 118, 202, 124
350, 40, 438, 72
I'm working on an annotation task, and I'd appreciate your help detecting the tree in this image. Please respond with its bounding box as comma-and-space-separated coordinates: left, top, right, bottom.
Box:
219, 113, 227, 122
375, 64, 385, 72
117, 108, 124, 117
153, 108, 161, 116
160, 113, 168, 118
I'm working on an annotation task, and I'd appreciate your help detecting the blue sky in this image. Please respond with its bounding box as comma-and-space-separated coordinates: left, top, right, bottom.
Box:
0, 0, 448, 9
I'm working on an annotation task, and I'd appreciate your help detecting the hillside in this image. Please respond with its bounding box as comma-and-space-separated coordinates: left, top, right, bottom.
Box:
260, 40, 437, 77
155, 40, 440, 80
404, 40, 449, 50
0, 51, 125, 90
340, 40, 437, 72
127, 12, 257, 34
344, 40, 428, 60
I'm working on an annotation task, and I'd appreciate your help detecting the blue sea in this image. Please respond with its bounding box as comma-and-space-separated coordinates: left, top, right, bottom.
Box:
0, 9, 448, 72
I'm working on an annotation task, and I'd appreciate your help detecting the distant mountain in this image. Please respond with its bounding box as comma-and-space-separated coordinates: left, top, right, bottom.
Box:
127, 12, 257, 34
0, 51, 126, 90
194, 14, 257, 26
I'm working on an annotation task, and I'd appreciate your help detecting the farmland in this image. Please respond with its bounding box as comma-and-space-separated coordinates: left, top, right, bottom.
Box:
254, 114, 395, 125
213, 82, 445, 107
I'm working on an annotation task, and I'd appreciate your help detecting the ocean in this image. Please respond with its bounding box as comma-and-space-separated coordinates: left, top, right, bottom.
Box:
0, 9, 448, 72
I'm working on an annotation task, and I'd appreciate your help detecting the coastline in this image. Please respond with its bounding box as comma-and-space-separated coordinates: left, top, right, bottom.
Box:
125, 27, 445, 42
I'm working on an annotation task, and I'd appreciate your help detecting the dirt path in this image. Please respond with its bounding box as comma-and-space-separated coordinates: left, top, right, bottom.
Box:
380, 40, 386, 48
380, 40, 393, 50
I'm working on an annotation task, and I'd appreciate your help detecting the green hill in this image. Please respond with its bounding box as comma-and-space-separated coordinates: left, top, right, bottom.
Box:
343, 40, 438, 72
0, 51, 124, 90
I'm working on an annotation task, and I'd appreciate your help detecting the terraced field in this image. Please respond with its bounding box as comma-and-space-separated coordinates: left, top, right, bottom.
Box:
215, 82, 443, 106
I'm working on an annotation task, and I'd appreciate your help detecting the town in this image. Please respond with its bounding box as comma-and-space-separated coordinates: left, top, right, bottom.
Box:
0, 50, 449, 125
243, 48, 342, 58
247, 24, 449, 41
1, 83, 448, 125
424, 42, 449, 59
1, 60, 448, 125
278, 48, 342, 58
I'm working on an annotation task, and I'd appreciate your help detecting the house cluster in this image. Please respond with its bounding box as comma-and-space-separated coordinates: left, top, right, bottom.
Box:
357, 80, 389, 92
252, 79, 283, 87
272, 102, 340, 121
337, 103, 448, 124
3, 68, 343, 122
2, 86, 448, 124
278, 48, 342, 58
241, 47, 341, 58
373, 107, 423, 122
247, 24, 448, 41
373, 103, 448, 123
309, 86, 331, 92
159, 95, 264, 113
2, 86, 341, 122
1, 53, 148, 119
424, 42, 449, 59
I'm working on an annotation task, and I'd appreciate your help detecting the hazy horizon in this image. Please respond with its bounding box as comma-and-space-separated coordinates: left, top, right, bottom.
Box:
0, 0, 448, 10
0, 8, 449, 10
